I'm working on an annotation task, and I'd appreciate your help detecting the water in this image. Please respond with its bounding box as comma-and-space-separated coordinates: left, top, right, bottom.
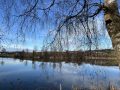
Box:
0, 58, 120, 90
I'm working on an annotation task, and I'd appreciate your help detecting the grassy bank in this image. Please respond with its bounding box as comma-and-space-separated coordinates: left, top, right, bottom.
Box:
0, 49, 119, 66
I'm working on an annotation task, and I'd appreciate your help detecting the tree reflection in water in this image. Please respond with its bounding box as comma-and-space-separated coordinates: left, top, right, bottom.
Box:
24, 60, 28, 66
0, 58, 120, 90
32, 61, 36, 69
0, 58, 4, 66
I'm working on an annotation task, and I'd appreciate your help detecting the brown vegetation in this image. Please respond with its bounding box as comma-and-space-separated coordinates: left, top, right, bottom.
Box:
0, 49, 119, 65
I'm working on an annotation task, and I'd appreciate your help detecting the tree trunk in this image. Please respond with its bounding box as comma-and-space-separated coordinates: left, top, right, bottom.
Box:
104, 0, 120, 59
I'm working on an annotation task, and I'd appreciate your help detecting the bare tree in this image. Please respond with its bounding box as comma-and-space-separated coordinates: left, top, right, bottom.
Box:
0, 0, 119, 52
34, 45, 38, 52
1, 48, 6, 53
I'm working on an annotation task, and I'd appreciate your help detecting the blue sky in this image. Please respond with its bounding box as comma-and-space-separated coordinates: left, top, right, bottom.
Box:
2, 14, 112, 51
0, 25, 48, 51
0, 0, 119, 51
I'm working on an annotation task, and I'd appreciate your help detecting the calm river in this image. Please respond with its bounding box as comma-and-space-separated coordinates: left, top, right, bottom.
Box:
0, 58, 120, 90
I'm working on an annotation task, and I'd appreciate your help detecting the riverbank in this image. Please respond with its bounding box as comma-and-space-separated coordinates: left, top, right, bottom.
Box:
0, 49, 119, 66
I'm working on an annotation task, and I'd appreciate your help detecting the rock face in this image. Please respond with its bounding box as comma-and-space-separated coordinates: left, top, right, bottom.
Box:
104, 0, 120, 58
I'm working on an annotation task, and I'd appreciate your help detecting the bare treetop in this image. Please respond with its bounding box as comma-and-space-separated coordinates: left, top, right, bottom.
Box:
0, 0, 119, 51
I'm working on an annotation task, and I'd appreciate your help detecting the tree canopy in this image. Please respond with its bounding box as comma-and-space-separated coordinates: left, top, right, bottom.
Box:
0, 0, 119, 51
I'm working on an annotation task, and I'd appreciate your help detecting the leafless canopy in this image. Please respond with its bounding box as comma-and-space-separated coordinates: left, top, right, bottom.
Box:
0, 0, 109, 51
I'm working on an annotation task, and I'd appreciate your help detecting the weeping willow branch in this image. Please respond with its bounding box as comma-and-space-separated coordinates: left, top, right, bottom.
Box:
0, 0, 108, 51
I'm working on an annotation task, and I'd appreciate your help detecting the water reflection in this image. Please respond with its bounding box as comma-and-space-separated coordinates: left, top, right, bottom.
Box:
32, 61, 36, 69
0, 58, 5, 66
24, 60, 28, 66
0, 58, 120, 90
0, 60, 4, 66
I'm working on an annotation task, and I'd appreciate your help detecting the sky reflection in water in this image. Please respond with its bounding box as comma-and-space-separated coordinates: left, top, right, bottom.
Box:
0, 58, 120, 90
